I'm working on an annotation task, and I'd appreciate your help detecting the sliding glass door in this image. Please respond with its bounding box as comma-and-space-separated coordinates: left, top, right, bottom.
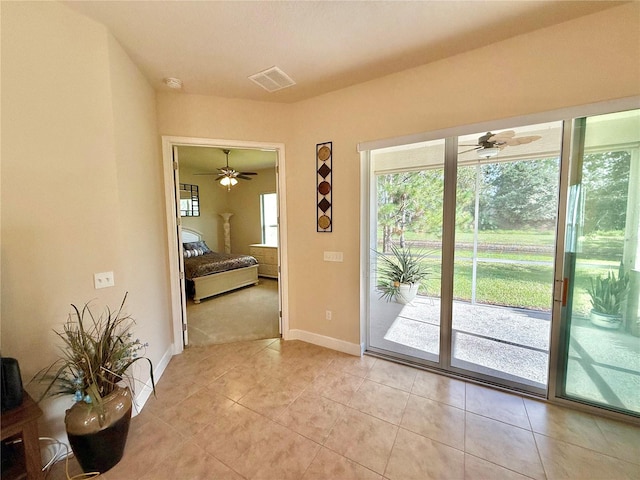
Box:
557, 110, 640, 416
368, 140, 445, 363
450, 124, 562, 393
365, 106, 639, 411
366, 122, 563, 394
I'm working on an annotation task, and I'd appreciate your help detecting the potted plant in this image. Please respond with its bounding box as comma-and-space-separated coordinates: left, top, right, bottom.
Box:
376, 244, 431, 304
587, 264, 630, 329
32, 293, 155, 474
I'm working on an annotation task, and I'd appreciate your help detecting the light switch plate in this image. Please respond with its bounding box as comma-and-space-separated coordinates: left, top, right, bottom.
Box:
323, 251, 343, 262
94, 271, 115, 289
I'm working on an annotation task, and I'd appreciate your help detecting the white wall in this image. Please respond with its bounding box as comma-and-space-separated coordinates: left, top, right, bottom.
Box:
1, 1, 173, 439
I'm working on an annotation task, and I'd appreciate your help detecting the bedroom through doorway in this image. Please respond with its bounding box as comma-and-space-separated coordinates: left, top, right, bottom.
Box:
163, 137, 288, 351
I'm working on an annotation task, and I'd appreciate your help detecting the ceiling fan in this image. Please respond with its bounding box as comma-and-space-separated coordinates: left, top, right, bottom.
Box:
459, 130, 542, 158
196, 149, 257, 190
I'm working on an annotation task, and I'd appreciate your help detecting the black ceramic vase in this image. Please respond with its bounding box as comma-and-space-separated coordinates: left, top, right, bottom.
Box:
65, 386, 132, 473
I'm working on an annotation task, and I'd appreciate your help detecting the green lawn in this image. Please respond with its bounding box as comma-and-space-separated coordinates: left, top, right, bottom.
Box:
452, 262, 554, 310
375, 229, 623, 313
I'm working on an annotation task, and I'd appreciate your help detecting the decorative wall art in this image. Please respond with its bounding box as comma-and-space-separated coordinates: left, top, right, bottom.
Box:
179, 183, 200, 217
316, 141, 332, 232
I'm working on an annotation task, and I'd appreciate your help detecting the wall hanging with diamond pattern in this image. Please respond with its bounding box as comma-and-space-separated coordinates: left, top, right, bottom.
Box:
316, 141, 332, 232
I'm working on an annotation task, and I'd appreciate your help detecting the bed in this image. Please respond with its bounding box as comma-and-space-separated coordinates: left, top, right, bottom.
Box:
182, 229, 259, 303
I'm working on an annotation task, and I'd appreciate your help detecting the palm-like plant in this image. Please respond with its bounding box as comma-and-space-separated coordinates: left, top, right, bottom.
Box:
376, 244, 431, 301
587, 265, 629, 316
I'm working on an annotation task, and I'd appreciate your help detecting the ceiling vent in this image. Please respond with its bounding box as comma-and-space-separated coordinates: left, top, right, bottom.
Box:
248, 66, 296, 93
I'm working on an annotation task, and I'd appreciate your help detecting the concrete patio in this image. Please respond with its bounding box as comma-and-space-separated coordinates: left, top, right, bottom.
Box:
370, 295, 640, 413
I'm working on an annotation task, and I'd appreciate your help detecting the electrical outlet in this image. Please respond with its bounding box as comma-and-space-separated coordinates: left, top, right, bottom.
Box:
94, 271, 115, 289
325, 310, 332, 320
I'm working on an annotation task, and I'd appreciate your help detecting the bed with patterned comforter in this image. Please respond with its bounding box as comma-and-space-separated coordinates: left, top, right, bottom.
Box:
182, 241, 259, 303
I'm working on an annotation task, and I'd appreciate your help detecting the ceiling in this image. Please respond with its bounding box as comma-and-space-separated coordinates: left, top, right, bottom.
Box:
63, 1, 623, 104
177, 146, 277, 173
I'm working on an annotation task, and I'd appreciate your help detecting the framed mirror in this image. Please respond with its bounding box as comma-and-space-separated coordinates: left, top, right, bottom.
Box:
179, 183, 200, 217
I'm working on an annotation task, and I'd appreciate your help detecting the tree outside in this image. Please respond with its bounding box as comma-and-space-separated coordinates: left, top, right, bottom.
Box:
375, 150, 630, 312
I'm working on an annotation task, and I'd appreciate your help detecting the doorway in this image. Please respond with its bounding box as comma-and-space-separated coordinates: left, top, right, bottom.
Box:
162, 137, 289, 354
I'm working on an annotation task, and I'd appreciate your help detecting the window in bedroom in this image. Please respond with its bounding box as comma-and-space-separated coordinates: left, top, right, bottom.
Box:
260, 192, 278, 246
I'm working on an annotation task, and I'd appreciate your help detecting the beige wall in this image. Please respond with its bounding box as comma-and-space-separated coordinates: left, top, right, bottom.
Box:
179, 164, 228, 251
228, 167, 277, 255
156, 92, 291, 143
158, 3, 640, 347
286, 3, 640, 345
1, 1, 172, 438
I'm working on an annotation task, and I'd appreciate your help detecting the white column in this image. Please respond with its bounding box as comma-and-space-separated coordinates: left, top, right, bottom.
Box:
219, 213, 233, 254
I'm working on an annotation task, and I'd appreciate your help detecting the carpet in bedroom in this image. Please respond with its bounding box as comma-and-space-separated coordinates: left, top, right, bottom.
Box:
186, 278, 280, 347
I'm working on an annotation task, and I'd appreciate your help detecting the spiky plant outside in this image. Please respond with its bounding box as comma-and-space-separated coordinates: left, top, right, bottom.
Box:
32, 293, 155, 410
587, 264, 629, 316
376, 244, 431, 301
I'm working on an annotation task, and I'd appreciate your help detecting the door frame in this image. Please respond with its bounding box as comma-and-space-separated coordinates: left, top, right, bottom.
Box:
162, 136, 289, 354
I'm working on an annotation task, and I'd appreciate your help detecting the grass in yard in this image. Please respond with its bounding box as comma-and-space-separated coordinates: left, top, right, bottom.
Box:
453, 262, 554, 311
374, 229, 623, 313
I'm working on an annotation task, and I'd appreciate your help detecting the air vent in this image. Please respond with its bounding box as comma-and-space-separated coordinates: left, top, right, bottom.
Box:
248, 66, 296, 93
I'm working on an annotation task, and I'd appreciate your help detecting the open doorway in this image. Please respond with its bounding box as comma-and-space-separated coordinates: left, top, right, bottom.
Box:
162, 137, 289, 354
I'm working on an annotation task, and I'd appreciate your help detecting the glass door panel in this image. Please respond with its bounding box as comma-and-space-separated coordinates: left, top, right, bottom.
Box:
368, 140, 444, 363
559, 109, 640, 415
451, 122, 563, 391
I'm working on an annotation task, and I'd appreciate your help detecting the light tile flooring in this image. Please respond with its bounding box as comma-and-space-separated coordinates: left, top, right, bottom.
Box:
49, 339, 640, 480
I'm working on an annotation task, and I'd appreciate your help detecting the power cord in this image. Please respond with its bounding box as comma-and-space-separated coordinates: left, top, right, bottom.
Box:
40, 437, 100, 479
3, 436, 100, 479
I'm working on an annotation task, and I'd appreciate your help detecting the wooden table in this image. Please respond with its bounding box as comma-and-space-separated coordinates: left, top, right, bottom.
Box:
1, 391, 45, 480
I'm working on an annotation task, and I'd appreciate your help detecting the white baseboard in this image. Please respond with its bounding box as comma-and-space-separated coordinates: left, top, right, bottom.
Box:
132, 345, 172, 416
287, 329, 362, 356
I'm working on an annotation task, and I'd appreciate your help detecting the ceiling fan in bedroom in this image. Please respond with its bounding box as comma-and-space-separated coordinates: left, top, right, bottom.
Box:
195, 149, 257, 190
459, 130, 542, 159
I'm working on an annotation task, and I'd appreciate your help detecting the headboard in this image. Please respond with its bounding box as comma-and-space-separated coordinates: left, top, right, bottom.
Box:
181, 228, 202, 243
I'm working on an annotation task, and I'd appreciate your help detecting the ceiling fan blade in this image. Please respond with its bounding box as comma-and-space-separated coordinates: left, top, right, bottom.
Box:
502, 135, 542, 146
458, 144, 479, 147
237, 175, 253, 180
239, 172, 258, 175
458, 147, 481, 155
489, 130, 516, 141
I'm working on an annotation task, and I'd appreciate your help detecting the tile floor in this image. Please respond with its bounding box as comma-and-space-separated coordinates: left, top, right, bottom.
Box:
48, 339, 640, 479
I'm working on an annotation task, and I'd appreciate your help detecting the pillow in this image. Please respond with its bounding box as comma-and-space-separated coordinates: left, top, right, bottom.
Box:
184, 248, 206, 258
183, 241, 212, 254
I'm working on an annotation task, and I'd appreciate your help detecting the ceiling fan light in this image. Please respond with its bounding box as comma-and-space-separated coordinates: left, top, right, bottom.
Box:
478, 147, 500, 159
219, 176, 238, 187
